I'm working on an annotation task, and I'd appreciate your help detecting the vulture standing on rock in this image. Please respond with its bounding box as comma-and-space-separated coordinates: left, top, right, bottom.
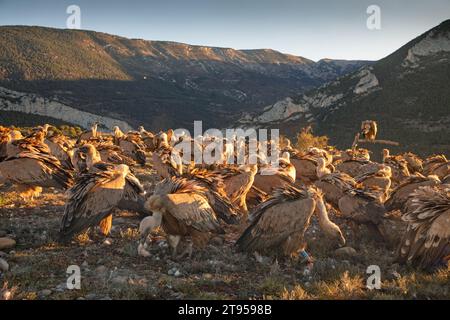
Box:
397, 185, 450, 270
143, 177, 226, 258
59, 144, 145, 241
236, 185, 345, 257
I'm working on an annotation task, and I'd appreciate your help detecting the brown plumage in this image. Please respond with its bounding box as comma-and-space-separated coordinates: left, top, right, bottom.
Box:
0, 141, 73, 199
422, 155, 447, 176
354, 165, 392, 201
290, 155, 319, 183
215, 164, 257, 214
338, 187, 388, 240
315, 172, 358, 209
118, 138, 146, 166
382, 149, 410, 185
77, 122, 99, 142
396, 185, 450, 270
152, 147, 183, 178
145, 177, 225, 258
401, 152, 423, 174
252, 157, 296, 195
236, 185, 345, 257
360, 120, 377, 141
385, 174, 441, 212
336, 159, 370, 177
59, 163, 144, 241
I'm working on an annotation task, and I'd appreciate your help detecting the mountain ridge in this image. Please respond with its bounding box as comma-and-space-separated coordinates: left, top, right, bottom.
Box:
0, 25, 370, 130
239, 19, 450, 156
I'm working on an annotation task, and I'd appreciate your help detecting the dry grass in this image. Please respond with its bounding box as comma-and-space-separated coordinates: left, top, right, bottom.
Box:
0, 175, 449, 300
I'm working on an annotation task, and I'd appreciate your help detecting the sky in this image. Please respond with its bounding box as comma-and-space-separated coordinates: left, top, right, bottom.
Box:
0, 0, 449, 61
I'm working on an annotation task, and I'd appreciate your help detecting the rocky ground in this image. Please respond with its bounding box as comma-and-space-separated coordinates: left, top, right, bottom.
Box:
0, 166, 449, 300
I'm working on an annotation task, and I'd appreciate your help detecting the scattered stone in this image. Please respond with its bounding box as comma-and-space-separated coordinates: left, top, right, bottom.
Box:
335, 247, 357, 258
76, 297, 86, 300
81, 261, 89, 267
0, 258, 9, 272
174, 270, 182, 277
0, 251, 6, 258
55, 282, 67, 291
95, 265, 107, 274
38, 289, 52, 297
85, 293, 97, 300
103, 238, 113, 246
0, 237, 16, 250
111, 275, 128, 285
0, 230, 7, 237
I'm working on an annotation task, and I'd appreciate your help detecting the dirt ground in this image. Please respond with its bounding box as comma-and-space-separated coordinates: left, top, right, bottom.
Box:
0, 165, 449, 300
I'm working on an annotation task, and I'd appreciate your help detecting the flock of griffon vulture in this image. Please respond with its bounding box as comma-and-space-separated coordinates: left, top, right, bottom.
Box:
0, 121, 449, 272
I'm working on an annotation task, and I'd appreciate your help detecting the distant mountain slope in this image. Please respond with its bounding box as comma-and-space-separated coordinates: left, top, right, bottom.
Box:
0, 26, 370, 130
240, 20, 450, 156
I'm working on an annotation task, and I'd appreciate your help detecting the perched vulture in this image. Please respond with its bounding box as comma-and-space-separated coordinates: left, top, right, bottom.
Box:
236, 185, 345, 257
397, 185, 450, 270
385, 174, 441, 212
360, 120, 377, 141
59, 163, 144, 241
144, 177, 225, 258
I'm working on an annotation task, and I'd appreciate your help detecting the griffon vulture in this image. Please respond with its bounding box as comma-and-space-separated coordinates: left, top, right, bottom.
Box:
236, 185, 345, 257
396, 185, 450, 270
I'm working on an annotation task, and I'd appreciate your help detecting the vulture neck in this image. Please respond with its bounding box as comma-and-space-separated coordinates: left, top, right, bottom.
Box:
92, 124, 98, 138
86, 150, 102, 169
316, 160, 330, 179
315, 195, 339, 236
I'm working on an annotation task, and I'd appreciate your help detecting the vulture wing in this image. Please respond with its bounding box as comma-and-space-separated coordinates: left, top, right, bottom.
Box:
59, 168, 126, 241
0, 151, 73, 189
397, 186, 450, 269
162, 193, 223, 233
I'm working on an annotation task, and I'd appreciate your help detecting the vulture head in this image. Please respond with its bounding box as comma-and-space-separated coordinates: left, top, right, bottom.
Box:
78, 144, 101, 169
382, 149, 390, 162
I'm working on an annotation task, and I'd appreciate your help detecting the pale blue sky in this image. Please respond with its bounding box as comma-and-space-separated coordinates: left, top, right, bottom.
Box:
0, 0, 449, 61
